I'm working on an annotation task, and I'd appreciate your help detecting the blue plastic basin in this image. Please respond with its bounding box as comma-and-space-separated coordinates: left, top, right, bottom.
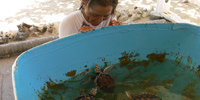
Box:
12, 23, 200, 100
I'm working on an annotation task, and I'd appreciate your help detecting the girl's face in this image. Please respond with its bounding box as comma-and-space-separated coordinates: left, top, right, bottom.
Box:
83, 3, 113, 26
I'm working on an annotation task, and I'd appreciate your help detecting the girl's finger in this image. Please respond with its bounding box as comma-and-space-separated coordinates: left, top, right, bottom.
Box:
86, 29, 89, 31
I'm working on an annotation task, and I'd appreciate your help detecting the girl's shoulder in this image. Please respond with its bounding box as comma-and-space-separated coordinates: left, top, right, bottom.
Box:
60, 10, 84, 24
68, 10, 82, 16
64, 10, 82, 19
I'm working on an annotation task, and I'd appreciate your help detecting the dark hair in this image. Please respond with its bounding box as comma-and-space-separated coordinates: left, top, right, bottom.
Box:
79, 0, 118, 14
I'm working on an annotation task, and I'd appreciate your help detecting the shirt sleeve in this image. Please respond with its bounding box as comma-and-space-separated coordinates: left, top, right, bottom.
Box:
59, 11, 114, 38
111, 14, 117, 21
59, 12, 80, 38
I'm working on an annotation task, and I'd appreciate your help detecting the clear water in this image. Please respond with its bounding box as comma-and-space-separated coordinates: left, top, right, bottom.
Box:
37, 60, 200, 100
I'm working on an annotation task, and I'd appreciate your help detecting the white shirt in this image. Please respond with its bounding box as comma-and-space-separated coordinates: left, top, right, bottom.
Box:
59, 10, 112, 38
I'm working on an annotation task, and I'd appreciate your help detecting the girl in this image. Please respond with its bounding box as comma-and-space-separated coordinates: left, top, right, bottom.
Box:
59, 0, 122, 38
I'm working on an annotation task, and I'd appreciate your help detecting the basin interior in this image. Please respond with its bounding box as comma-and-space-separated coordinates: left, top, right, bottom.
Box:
12, 23, 200, 100
37, 52, 200, 100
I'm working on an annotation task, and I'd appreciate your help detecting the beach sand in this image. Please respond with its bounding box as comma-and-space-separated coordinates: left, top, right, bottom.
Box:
0, 0, 199, 41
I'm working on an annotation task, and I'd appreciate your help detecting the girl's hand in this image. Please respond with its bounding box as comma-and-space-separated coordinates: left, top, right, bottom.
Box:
110, 20, 123, 26
79, 25, 95, 33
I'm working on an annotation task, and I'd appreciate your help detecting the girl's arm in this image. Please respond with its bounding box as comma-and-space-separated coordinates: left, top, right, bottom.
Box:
109, 20, 123, 26
109, 15, 123, 26
78, 25, 94, 33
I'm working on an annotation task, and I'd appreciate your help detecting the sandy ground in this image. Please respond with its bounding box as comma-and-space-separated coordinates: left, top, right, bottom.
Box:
0, 0, 80, 32
0, 0, 200, 33
0, 55, 17, 100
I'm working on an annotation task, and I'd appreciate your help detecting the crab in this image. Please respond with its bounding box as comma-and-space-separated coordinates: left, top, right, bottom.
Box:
74, 88, 97, 100
125, 91, 163, 100
81, 64, 116, 93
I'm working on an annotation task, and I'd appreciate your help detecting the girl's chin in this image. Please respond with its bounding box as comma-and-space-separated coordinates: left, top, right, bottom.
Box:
91, 22, 100, 26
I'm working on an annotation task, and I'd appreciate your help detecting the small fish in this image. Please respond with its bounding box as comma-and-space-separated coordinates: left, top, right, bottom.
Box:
60, 94, 63, 100
125, 91, 134, 99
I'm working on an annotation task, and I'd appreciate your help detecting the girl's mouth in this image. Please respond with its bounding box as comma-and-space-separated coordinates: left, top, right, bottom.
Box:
92, 21, 101, 26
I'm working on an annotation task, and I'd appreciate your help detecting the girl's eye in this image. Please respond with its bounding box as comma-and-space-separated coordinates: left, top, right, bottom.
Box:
91, 13, 110, 18
104, 15, 109, 17
92, 14, 99, 17
93, 15, 99, 17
